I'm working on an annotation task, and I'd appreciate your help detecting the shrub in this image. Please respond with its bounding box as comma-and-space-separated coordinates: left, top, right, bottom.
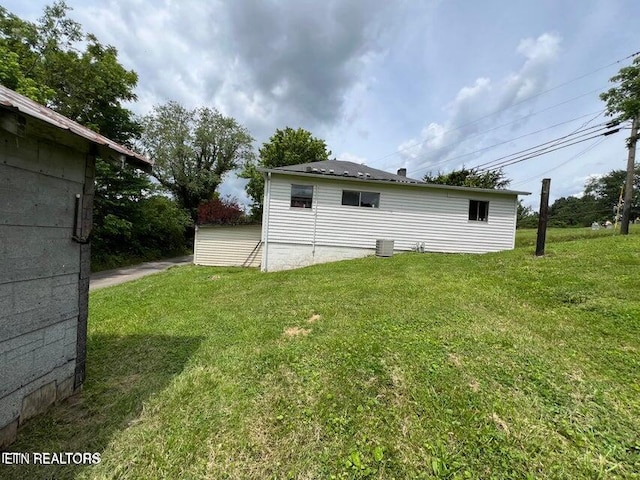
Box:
197, 197, 247, 225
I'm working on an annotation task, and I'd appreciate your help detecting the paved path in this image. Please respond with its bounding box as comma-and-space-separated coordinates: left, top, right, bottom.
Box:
89, 255, 193, 291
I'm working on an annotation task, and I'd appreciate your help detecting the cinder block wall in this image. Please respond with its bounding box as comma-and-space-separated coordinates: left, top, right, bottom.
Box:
0, 128, 89, 447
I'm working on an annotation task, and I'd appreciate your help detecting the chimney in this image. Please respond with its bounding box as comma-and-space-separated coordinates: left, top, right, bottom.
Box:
397, 168, 407, 177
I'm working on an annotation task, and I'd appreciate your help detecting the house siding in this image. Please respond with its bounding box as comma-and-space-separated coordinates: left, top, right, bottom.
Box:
0, 129, 86, 447
194, 224, 262, 268
262, 174, 518, 271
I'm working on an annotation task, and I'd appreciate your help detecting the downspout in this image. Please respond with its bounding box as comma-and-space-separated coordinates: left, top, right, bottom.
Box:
193, 224, 199, 264
511, 196, 518, 249
262, 172, 272, 272
311, 185, 319, 261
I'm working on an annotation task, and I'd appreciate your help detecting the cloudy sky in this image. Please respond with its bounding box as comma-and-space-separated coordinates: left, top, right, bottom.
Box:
6, 0, 640, 208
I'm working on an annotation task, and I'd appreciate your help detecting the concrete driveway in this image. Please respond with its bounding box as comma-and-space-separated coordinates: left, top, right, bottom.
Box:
90, 255, 193, 291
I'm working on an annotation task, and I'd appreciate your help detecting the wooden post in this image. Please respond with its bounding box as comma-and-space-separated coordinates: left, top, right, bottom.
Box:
535, 178, 551, 256
621, 116, 638, 235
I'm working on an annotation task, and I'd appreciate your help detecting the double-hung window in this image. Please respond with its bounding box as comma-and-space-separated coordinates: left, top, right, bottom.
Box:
290, 184, 313, 208
468, 200, 489, 222
342, 190, 380, 208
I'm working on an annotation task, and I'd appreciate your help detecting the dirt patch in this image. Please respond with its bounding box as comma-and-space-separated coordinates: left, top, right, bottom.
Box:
567, 370, 584, 383
491, 413, 510, 435
209, 275, 221, 280
283, 326, 311, 338
307, 313, 321, 323
448, 353, 462, 367
468, 380, 480, 392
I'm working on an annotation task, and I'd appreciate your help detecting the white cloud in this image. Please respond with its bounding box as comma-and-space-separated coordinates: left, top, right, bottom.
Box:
398, 33, 562, 176
338, 152, 368, 164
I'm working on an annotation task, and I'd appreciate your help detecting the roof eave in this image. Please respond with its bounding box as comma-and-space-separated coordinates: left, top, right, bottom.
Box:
261, 168, 531, 195
0, 85, 153, 171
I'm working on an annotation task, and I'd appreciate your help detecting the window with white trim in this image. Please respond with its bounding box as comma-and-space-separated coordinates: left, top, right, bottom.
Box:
469, 200, 489, 221
341, 190, 380, 208
291, 184, 313, 208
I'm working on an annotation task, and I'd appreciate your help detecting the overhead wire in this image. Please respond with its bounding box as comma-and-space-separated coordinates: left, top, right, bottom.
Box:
408, 87, 608, 174
414, 109, 605, 176
473, 122, 610, 171
475, 128, 620, 172
409, 109, 605, 177
371, 50, 640, 166
511, 137, 608, 187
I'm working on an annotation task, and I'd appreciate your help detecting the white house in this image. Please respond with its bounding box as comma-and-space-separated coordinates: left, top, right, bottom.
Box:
259, 160, 529, 272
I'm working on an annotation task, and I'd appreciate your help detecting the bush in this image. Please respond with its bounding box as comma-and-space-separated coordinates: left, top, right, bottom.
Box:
197, 197, 248, 225
91, 195, 192, 271
137, 196, 192, 253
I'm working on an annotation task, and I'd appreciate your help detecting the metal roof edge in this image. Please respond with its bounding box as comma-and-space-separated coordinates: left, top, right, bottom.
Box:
0, 85, 153, 170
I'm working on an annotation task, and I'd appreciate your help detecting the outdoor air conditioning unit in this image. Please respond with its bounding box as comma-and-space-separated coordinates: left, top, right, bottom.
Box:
375, 239, 394, 257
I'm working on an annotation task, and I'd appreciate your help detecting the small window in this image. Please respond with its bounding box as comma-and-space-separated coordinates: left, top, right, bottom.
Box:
342, 190, 380, 208
291, 184, 313, 208
469, 200, 489, 221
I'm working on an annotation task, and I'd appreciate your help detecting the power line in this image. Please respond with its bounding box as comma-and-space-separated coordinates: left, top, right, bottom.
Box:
473, 122, 610, 171
511, 138, 607, 187
408, 87, 608, 174
478, 130, 616, 172
476, 128, 620, 172
372, 50, 640, 165
411, 109, 605, 177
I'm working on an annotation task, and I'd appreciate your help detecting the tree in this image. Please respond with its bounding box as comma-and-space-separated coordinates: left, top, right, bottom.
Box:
1, 3, 192, 268
548, 195, 602, 227
423, 167, 511, 189
545, 167, 640, 227
140, 101, 255, 222
517, 200, 538, 229
242, 127, 332, 218
584, 167, 640, 220
0, 5, 56, 103
600, 56, 640, 123
0, 2, 140, 143
600, 56, 640, 234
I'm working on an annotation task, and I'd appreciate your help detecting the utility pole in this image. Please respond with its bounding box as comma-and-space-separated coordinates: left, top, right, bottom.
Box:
536, 178, 551, 256
621, 116, 638, 235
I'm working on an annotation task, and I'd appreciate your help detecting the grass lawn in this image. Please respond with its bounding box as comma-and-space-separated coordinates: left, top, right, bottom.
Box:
515, 224, 639, 248
6, 230, 640, 479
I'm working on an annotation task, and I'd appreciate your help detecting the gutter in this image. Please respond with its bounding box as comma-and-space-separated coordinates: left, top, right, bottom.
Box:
311, 185, 319, 260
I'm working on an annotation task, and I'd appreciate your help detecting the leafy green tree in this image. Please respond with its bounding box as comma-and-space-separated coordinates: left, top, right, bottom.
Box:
242, 127, 332, 218
1, 2, 192, 268
548, 195, 603, 227
0, 5, 55, 103
600, 56, 640, 124
135, 196, 192, 256
0, 2, 140, 143
92, 160, 154, 249
584, 167, 640, 220
516, 200, 538, 229
423, 167, 511, 189
140, 101, 255, 222
546, 167, 640, 227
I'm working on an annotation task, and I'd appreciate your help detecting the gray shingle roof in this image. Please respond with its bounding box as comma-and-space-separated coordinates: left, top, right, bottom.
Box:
272, 160, 423, 183
261, 160, 531, 196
